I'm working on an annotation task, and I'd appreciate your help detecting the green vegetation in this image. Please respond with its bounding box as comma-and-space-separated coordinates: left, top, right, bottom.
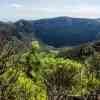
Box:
0, 41, 100, 100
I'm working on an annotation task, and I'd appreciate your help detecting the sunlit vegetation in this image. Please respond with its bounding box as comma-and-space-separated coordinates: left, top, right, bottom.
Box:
0, 41, 100, 100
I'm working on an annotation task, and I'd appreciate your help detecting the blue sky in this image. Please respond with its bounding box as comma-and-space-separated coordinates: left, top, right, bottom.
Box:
1, 0, 100, 21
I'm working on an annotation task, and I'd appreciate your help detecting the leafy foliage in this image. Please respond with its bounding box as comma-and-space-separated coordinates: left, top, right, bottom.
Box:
0, 41, 100, 99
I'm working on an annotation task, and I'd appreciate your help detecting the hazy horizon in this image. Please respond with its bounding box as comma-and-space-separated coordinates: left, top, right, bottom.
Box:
1, 0, 100, 21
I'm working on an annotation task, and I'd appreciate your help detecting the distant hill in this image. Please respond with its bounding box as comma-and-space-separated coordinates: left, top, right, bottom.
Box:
1, 16, 100, 49
33, 17, 100, 47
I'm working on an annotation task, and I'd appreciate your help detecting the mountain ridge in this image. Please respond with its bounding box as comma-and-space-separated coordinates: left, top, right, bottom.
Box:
1, 16, 100, 49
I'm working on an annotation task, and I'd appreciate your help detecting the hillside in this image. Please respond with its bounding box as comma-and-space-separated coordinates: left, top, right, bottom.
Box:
33, 17, 100, 47
1, 17, 100, 49
1, 17, 100, 99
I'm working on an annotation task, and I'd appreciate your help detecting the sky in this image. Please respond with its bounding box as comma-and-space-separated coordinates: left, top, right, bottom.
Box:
1, 0, 100, 21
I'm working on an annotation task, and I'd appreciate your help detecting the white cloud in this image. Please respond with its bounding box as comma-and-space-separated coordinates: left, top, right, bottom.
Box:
34, 5, 100, 18
11, 3, 23, 8
1, 3, 100, 21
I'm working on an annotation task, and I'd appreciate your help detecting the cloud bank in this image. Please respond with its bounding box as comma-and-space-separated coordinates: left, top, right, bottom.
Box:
0, 0, 100, 21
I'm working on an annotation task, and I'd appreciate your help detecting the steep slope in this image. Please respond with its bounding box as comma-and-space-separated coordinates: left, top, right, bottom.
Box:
33, 17, 100, 47
0, 20, 35, 52
0, 22, 16, 48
